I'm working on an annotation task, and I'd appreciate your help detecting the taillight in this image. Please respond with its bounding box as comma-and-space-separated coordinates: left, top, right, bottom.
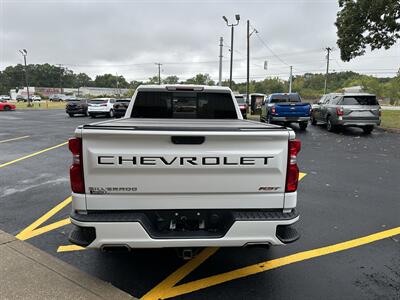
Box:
271, 107, 276, 114
285, 139, 301, 193
336, 107, 344, 116
69, 137, 84, 193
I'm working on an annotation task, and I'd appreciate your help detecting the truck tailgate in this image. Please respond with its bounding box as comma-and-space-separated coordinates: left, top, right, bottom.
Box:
275, 103, 310, 117
81, 120, 290, 210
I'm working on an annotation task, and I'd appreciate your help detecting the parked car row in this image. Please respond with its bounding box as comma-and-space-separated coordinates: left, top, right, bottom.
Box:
66, 98, 131, 118
16, 95, 42, 102
253, 92, 381, 134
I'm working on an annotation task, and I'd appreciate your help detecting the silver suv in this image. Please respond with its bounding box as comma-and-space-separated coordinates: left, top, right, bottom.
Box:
311, 93, 381, 134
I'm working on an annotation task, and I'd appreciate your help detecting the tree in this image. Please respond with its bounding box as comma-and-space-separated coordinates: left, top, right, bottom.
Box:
147, 76, 160, 84
94, 74, 129, 88
75, 73, 93, 87
336, 0, 400, 61
163, 75, 179, 84
129, 80, 143, 90
185, 73, 215, 85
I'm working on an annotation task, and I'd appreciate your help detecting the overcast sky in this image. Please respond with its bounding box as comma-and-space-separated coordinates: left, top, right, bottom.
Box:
1, 0, 399, 83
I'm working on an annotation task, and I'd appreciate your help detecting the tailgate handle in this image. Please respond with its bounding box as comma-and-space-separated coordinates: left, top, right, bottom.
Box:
171, 136, 205, 145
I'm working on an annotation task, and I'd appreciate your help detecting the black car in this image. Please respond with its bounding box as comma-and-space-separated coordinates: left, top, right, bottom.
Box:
66, 98, 88, 117
113, 98, 131, 118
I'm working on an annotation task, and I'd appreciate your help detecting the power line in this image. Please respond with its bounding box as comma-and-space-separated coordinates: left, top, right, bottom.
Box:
253, 31, 290, 66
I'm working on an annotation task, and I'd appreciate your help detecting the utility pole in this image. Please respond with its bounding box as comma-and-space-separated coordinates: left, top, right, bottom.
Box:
218, 37, 223, 86
246, 20, 257, 105
289, 66, 293, 93
155, 63, 162, 85
116, 73, 120, 97
324, 47, 332, 94
57, 64, 63, 94
222, 14, 240, 89
247, 20, 250, 103
19, 49, 31, 107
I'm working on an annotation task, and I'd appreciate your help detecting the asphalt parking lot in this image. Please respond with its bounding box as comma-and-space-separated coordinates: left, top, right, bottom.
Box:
1, 109, 399, 299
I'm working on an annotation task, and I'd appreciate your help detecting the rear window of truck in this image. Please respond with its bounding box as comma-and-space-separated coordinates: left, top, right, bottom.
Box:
131, 91, 237, 119
235, 96, 246, 104
269, 94, 301, 103
341, 96, 378, 106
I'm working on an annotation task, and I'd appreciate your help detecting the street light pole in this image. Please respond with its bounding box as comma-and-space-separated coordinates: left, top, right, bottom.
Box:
222, 14, 240, 89
324, 47, 332, 94
218, 37, 223, 86
19, 49, 31, 106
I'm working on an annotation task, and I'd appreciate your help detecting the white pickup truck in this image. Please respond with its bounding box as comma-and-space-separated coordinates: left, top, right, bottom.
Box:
68, 85, 301, 255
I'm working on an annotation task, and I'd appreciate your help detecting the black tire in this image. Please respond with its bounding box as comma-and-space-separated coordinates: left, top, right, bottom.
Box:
299, 122, 308, 130
108, 110, 114, 118
84, 110, 89, 117
326, 116, 335, 132
259, 115, 265, 122
363, 126, 373, 134
311, 115, 317, 125
267, 114, 274, 124
90, 114, 96, 118
68, 113, 74, 117
3, 106, 11, 111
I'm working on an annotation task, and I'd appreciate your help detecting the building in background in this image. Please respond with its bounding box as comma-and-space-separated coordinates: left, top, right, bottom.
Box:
10, 86, 130, 99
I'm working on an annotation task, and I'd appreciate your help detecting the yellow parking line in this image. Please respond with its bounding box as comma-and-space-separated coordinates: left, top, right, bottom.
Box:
0, 135, 30, 144
0, 141, 68, 169
141, 247, 219, 300
57, 245, 86, 252
299, 172, 306, 180
16, 196, 72, 241
160, 227, 400, 299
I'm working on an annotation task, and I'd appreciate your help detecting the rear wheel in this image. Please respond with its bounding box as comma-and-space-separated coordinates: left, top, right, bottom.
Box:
90, 114, 96, 118
3, 106, 11, 111
326, 116, 335, 132
68, 113, 74, 117
259, 115, 265, 122
299, 122, 308, 130
363, 126, 373, 134
108, 109, 114, 118
267, 114, 273, 124
311, 115, 317, 125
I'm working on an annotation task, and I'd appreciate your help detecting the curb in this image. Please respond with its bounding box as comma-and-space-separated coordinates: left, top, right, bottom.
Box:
0, 230, 136, 299
376, 127, 400, 134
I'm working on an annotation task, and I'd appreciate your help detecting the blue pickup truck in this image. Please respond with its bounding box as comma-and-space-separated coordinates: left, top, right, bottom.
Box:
260, 93, 311, 130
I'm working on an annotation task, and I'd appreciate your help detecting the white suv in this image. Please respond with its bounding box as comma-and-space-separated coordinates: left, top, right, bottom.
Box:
88, 98, 116, 118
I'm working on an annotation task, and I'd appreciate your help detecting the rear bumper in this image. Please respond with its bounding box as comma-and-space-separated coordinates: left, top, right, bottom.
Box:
335, 118, 381, 126
88, 108, 110, 114
88, 111, 110, 115
66, 109, 86, 114
114, 109, 126, 117
270, 116, 310, 122
69, 210, 300, 248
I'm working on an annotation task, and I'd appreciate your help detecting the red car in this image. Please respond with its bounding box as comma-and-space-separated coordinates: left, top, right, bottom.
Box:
0, 101, 16, 111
